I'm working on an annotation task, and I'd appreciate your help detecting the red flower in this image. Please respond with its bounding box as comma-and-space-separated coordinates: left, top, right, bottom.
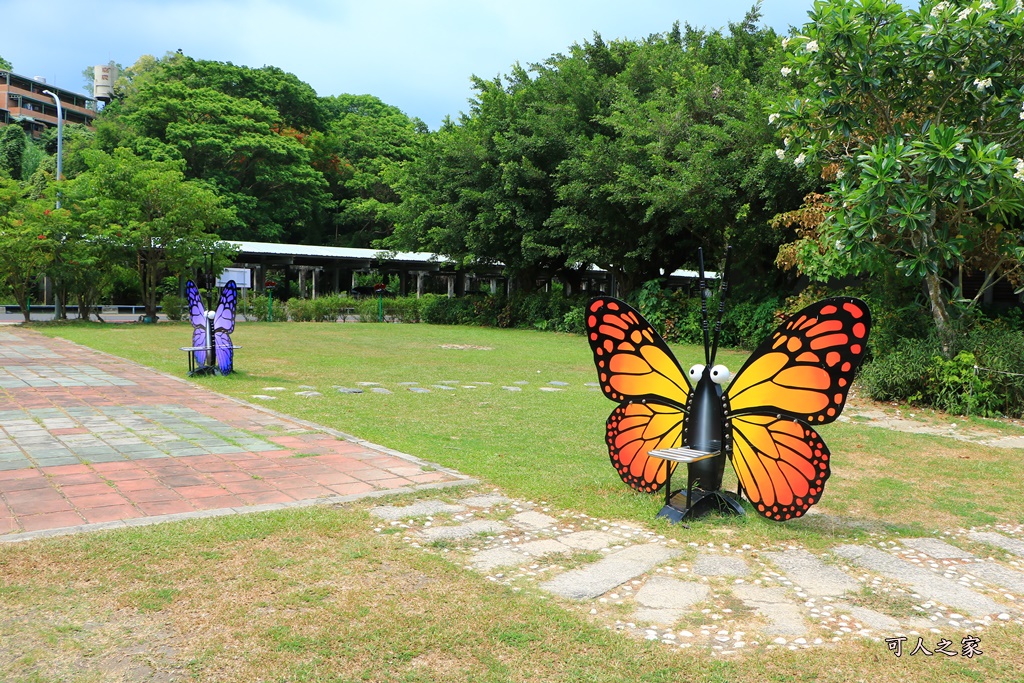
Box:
44, 209, 51, 216
37, 234, 46, 240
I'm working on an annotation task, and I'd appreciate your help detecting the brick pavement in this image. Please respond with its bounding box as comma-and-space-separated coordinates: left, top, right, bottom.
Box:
0, 327, 473, 540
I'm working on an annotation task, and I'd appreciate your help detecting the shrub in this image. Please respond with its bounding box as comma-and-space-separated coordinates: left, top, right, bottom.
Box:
160, 294, 186, 322
239, 294, 283, 322
859, 337, 941, 405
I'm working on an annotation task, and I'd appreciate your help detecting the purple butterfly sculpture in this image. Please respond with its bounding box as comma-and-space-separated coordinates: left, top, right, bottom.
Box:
186, 279, 237, 374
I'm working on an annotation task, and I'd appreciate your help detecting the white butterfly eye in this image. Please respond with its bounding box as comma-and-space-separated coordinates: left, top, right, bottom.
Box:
710, 364, 731, 385
689, 364, 706, 380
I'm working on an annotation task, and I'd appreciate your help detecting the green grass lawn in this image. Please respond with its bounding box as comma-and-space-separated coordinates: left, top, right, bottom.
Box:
1, 319, 1020, 682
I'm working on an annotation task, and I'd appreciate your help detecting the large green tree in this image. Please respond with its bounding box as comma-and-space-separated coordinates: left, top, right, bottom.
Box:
68, 149, 236, 319
0, 178, 52, 321
386, 8, 810, 294
98, 54, 331, 243
0, 125, 26, 180
770, 0, 1024, 354
0, 55, 11, 70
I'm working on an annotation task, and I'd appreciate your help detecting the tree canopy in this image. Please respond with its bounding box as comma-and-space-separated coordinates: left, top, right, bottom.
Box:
385, 8, 812, 294
770, 0, 1024, 353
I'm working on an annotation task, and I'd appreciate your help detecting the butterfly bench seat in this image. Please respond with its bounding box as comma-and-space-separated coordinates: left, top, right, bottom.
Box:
648, 446, 734, 521
180, 344, 241, 375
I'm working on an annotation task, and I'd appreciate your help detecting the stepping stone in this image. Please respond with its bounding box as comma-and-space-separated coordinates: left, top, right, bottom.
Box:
472, 547, 530, 570
558, 530, 620, 551
474, 382, 492, 385
832, 545, 1005, 617
902, 537, 973, 559
371, 500, 466, 520
961, 561, 1024, 594
461, 386, 478, 389
762, 549, 859, 597
432, 385, 457, 391
548, 381, 569, 386
408, 387, 431, 393
540, 544, 681, 600
336, 387, 364, 394
519, 539, 571, 557
356, 382, 381, 386
298, 385, 316, 389
461, 494, 511, 507
635, 576, 710, 610
833, 603, 901, 632
294, 391, 321, 397
501, 386, 522, 392
251, 395, 277, 400
261, 387, 286, 391
370, 387, 393, 394
438, 380, 459, 385
731, 585, 807, 636
513, 381, 529, 385
398, 382, 419, 386
419, 520, 509, 542
510, 510, 557, 530
539, 387, 562, 392
693, 553, 750, 577
968, 531, 1024, 558
584, 382, 600, 387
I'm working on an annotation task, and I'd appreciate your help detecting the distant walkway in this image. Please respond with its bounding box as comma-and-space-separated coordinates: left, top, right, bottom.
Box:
0, 327, 473, 541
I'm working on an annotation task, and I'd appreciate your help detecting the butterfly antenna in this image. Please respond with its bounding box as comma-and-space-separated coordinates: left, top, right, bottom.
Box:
709, 246, 732, 365
698, 248, 710, 366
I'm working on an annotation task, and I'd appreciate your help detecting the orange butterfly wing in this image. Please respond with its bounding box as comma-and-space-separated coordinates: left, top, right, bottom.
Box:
606, 402, 684, 492
586, 298, 691, 492
585, 298, 690, 407
730, 416, 830, 521
725, 298, 870, 520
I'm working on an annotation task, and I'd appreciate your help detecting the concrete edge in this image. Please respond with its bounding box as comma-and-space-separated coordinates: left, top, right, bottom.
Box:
0, 477, 480, 544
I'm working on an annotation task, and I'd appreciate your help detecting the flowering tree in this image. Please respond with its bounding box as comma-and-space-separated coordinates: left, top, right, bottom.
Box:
769, 0, 1024, 354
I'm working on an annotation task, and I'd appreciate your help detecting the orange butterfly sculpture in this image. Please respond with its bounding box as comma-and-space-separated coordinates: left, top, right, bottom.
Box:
585, 276, 869, 522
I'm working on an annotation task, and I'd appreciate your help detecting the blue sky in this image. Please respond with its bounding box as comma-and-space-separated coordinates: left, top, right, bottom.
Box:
1, 1, 815, 130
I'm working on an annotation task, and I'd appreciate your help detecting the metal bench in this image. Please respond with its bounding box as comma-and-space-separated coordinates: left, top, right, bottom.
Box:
180, 345, 241, 376
649, 446, 744, 522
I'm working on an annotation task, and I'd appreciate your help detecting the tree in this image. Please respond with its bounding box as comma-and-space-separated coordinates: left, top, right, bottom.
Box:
386, 8, 809, 295
68, 149, 236, 319
98, 54, 331, 243
0, 125, 26, 180
0, 55, 11, 70
0, 178, 51, 322
315, 94, 426, 246
769, 0, 1024, 354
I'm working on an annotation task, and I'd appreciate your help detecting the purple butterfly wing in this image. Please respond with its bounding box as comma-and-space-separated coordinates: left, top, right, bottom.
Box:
186, 280, 208, 365
214, 330, 233, 374
214, 281, 238, 334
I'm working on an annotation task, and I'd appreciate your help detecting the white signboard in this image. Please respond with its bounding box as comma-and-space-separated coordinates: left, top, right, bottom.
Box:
217, 268, 252, 288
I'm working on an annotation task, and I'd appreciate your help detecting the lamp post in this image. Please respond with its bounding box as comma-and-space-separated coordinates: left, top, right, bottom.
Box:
41, 90, 63, 209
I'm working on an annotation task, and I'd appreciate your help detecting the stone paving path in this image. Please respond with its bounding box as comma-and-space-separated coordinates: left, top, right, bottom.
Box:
0, 328, 473, 539
371, 493, 1024, 655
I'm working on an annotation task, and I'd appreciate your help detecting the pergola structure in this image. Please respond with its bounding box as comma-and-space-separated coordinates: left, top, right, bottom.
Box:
226, 240, 713, 299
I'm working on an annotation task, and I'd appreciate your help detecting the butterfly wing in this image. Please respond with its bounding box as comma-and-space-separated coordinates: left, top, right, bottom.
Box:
186, 280, 208, 365
214, 330, 233, 374
585, 298, 691, 407
726, 298, 870, 424
605, 401, 683, 492
724, 297, 870, 520
586, 297, 691, 493
730, 415, 830, 521
214, 280, 238, 335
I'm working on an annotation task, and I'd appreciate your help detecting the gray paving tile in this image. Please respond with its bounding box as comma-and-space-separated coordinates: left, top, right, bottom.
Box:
968, 532, 1024, 558
541, 544, 681, 600
832, 545, 1006, 617
762, 549, 860, 597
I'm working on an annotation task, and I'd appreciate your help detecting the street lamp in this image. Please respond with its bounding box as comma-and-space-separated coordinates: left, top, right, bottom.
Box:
41, 90, 63, 209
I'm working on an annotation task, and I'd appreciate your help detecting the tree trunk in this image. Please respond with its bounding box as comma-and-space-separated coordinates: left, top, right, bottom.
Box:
924, 272, 955, 358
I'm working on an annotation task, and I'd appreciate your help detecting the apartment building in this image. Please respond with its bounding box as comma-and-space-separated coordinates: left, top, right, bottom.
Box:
0, 70, 97, 138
